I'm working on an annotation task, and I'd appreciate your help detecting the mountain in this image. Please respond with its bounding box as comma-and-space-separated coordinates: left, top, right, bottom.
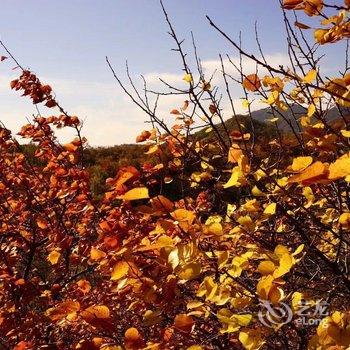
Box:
194, 104, 350, 141
250, 104, 350, 130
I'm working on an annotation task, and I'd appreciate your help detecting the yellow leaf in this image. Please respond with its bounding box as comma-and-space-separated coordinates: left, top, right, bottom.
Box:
258, 260, 276, 275
183, 73, 193, 83
145, 144, 159, 155
314, 28, 328, 44
303, 69, 317, 83
223, 167, 245, 188
111, 261, 129, 280
264, 203, 276, 216
47, 250, 61, 265
265, 90, 279, 105
273, 253, 293, 278
341, 130, 350, 137
266, 117, 279, 123
217, 308, 252, 333
339, 212, 350, 226
176, 262, 201, 281
292, 244, 305, 256
256, 275, 284, 303
307, 104, 316, 117
328, 155, 350, 180
242, 99, 250, 108
136, 235, 173, 252
251, 186, 264, 197
207, 222, 223, 236
90, 247, 106, 261
121, 187, 149, 201
273, 247, 288, 260
239, 329, 265, 350
291, 156, 313, 171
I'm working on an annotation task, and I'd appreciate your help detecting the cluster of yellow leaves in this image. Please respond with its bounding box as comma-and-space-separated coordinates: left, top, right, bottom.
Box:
309, 311, 350, 349
257, 245, 304, 304
287, 155, 350, 185
314, 10, 350, 45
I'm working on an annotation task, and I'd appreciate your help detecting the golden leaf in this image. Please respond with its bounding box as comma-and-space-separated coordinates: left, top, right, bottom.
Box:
111, 261, 129, 280
47, 250, 61, 265
328, 155, 350, 180
90, 247, 106, 261
120, 187, 149, 201
263, 203, 276, 216
303, 69, 317, 83
291, 156, 313, 171
183, 73, 193, 83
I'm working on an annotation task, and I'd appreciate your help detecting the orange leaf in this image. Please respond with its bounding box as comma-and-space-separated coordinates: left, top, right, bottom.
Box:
124, 327, 143, 349
120, 187, 149, 201
243, 74, 261, 92
174, 314, 194, 333
288, 161, 329, 185
47, 250, 61, 265
228, 144, 243, 163
77, 279, 91, 294
81, 305, 110, 323
136, 130, 151, 143
282, 0, 303, 9
36, 217, 48, 229
90, 247, 106, 261
46, 300, 80, 321
14, 341, 29, 350
151, 195, 174, 212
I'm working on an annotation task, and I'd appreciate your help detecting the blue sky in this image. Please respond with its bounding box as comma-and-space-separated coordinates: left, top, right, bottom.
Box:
0, 0, 347, 145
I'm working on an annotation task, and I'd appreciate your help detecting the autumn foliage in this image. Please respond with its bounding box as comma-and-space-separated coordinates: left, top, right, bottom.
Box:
1, 1, 350, 349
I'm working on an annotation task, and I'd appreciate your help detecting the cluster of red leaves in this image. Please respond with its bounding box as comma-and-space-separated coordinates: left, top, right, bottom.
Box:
11, 70, 56, 107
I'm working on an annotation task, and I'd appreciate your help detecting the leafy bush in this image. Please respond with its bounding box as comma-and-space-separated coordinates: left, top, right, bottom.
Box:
1, 1, 350, 349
